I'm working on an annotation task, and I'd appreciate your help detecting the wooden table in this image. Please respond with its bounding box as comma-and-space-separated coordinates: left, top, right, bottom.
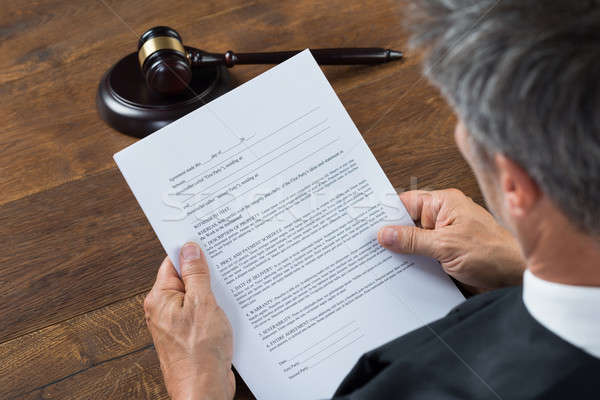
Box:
0, 0, 482, 398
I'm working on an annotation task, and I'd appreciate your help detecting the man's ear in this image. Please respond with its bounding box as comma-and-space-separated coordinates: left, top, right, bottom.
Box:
494, 154, 541, 218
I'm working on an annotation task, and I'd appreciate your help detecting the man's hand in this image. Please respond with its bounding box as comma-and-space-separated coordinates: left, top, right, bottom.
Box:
378, 189, 526, 291
144, 242, 235, 400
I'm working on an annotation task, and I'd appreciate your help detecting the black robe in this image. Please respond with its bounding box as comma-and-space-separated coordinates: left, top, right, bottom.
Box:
333, 286, 600, 399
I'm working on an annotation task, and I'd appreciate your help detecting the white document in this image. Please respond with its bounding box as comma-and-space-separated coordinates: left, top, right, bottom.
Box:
114, 50, 464, 400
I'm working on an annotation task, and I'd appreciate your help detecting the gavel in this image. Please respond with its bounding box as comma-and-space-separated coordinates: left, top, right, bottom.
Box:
138, 26, 403, 95
96, 26, 404, 137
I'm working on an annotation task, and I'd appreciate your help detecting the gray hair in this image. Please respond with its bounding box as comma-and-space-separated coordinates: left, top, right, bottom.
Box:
407, 0, 600, 235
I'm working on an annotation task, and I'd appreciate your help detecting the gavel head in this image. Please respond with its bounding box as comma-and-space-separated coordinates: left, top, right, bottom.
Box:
137, 26, 192, 95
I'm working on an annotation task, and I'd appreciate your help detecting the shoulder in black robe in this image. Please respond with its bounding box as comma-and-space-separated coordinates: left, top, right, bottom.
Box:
333, 286, 600, 399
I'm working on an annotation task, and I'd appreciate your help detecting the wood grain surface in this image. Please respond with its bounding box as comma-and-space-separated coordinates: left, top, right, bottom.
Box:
0, 0, 482, 398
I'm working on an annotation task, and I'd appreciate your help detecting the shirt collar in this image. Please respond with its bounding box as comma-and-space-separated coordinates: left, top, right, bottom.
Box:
523, 269, 600, 359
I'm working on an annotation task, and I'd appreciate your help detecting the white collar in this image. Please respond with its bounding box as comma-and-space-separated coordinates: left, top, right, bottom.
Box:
523, 269, 600, 359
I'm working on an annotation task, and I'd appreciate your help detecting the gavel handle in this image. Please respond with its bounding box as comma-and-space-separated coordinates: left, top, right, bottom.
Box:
187, 47, 403, 67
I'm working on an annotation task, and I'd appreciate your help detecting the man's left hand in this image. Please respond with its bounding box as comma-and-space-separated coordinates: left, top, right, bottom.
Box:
144, 242, 235, 400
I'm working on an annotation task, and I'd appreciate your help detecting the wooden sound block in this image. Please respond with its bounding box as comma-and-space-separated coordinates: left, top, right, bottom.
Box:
96, 52, 232, 138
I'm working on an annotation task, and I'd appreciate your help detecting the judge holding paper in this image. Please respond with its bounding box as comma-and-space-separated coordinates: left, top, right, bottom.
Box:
142, 1, 600, 399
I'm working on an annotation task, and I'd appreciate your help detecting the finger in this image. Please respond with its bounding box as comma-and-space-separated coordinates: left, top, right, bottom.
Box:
399, 190, 431, 221
179, 242, 212, 294
419, 193, 439, 229
378, 225, 438, 258
153, 256, 185, 293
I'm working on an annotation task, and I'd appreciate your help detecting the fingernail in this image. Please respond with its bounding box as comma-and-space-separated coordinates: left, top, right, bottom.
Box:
182, 243, 201, 261
380, 227, 398, 246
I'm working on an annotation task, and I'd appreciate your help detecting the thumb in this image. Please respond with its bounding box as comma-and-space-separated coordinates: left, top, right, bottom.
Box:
179, 242, 211, 294
378, 225, 439, 259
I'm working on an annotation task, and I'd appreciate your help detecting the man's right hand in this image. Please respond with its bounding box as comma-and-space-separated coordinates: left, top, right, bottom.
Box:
378, 189, 526, 291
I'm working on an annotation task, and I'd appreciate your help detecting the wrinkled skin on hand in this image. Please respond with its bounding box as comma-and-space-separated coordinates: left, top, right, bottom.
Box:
379, 189, 526, 292
144, 243, 235, 400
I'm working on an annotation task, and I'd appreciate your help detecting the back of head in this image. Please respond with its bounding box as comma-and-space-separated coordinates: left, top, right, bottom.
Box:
406, 0, 600, 236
